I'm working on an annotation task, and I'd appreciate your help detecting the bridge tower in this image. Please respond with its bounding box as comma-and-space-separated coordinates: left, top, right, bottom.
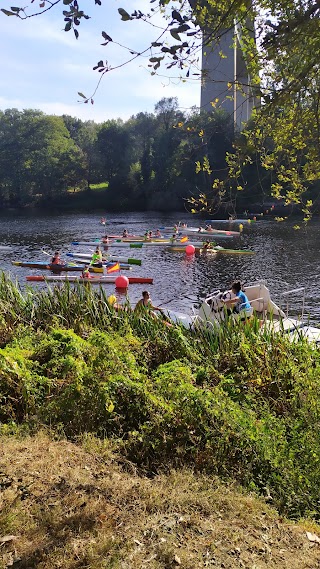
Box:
200, 21, 257, 130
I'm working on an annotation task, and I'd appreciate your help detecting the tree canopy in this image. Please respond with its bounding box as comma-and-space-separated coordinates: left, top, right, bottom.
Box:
2, 0, 320, 215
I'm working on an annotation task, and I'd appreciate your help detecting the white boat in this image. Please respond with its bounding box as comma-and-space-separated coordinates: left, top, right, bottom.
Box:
66, 252, 141, 266
160, 226, 239, 237
181, 227, 240, 237
72, 240, 208, 248
163, 283, 320, 344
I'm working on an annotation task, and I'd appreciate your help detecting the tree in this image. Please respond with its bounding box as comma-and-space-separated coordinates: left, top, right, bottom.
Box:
3, 0, 320, 213
0, 110, 86, 206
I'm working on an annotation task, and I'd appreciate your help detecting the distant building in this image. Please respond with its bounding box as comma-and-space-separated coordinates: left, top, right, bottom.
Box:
201, 20, 258, 130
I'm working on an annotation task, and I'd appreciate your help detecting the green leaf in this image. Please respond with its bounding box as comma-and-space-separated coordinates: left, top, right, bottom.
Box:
172, 9, 183, 23
64, 21, 72, 31
170, 29, 181, 42
63, 0, 73, 4
77, 92, 87, 99
102, 31, 113, 41
10, 7, 20, 12
1, 8, 17, 15
118, 8, 132, 21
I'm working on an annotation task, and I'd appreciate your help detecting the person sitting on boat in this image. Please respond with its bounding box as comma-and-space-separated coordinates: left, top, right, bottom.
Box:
134, 291, 163, 314
155, 229, 162, 237
51, 251, 64, 265
81, 265, 92, 279
102, 235, 109, 244
222, 281, 253, 320
100, 217, 106, 225
205, 224, 214, 232
122, 229, 128, 238
91, 246, 103, 267
198, 226, 204, 233
169, 233, 177, 244
202, 240, 213, 250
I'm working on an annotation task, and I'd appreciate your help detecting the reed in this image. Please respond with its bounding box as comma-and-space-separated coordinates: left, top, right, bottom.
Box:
0, 273, 320, 519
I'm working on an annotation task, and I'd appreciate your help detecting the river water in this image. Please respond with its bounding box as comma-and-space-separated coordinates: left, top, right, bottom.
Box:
0, 210, 319, 323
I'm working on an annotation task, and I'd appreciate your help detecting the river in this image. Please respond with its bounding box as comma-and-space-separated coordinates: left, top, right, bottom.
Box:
0, 210, 319, 323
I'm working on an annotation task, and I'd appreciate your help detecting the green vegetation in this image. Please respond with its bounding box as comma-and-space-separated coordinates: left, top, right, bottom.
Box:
1, 434, 319, 569
0, 102, 264, 213
89, 182, 109, 191
2, 1, 320, 214
0, 272, 320, 521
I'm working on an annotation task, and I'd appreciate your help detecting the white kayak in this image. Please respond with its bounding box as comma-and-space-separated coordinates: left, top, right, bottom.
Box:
72, 241, 172, 248
160, 226, 239, 236
66, 252, 142, 266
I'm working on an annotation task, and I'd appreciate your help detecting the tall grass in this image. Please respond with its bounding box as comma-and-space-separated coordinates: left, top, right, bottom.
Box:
0, 272, 320, 519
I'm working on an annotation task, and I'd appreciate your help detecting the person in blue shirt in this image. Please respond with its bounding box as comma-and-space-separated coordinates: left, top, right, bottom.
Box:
222, 281, 253, 319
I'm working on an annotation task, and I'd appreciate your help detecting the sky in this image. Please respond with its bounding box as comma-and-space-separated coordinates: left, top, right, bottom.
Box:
0, 0, 201, 122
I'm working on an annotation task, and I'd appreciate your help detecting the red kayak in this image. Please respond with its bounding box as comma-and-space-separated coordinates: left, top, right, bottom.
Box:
26, 275, 153, 284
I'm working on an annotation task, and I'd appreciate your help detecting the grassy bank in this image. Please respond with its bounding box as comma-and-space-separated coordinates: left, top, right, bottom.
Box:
1, 433, 319, 569
0, 273, 320, 521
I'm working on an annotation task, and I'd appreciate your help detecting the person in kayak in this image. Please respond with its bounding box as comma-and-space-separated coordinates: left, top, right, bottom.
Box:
102, 235, 109, 244
222, 281, 253, 319
91, 247, 103, 267
122, 229, 128, 238
51, 251, 64, 265
202, 240, 213, 250
81, 265, 92, 279
155, 229, 162, 237
169, 233, 177, 244
134, 291, 163, 314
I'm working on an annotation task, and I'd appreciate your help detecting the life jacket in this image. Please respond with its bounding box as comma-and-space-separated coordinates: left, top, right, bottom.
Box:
82, 269, 91, 278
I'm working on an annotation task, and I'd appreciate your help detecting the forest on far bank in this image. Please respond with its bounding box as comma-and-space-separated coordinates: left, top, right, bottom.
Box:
0, 97, 318, 214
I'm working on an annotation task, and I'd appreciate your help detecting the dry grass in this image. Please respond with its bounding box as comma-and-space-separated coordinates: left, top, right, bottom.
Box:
0, 433, 319, 569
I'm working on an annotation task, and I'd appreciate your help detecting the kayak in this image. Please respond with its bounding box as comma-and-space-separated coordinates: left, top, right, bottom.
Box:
26, 275, 153, 284
205, 219, 257, 224
72, 241, 169, 248
180, 227, 240, 237
167, 246, 255, 254
12, 261, 132, 271
160, 226, 239, 236
200, 247, 255, 255
66, 253, 142, 266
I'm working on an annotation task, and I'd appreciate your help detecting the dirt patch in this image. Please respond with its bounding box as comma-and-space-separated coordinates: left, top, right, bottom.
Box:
0, 433, 319, 568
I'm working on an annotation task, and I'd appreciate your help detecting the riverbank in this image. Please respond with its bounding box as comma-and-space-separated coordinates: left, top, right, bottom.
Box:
0, 274, 320, 523
1, 433, 319, 569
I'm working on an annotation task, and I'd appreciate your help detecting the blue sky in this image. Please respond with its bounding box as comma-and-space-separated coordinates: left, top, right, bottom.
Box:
0, 0, 200, 122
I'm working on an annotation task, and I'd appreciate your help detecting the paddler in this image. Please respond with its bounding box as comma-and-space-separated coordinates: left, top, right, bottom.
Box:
81, 265, 92, 279
51, 251, 64, 265
122, 229, 128, 238
135, 291, 162, 313
202, 240, 213, 250
102, 235, 109, 244
91, 246, 103, 267
155, 229, 162, 237
169, 233, 177, 244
